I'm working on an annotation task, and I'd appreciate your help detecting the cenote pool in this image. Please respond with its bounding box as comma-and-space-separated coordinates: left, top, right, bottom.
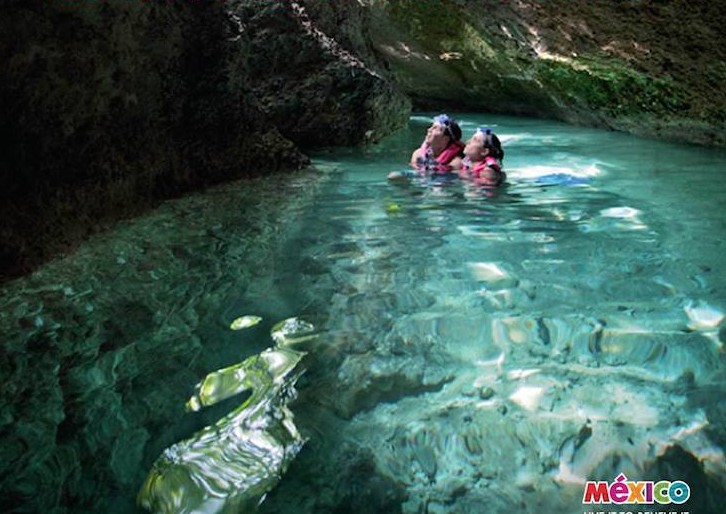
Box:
2, 114, 726, 514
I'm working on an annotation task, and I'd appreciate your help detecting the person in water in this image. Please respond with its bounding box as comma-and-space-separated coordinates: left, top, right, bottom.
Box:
410, 114, 465, 172
459, 126, 506, 187
388, 114, 464, 180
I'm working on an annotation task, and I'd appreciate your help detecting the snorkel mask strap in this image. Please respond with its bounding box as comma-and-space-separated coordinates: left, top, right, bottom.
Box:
477, 126, 494, 147
434, 114, 454, 138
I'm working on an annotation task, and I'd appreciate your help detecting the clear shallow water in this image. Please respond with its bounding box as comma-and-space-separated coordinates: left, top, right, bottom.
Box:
2, 114, 726, 513
255, 115, 726, 514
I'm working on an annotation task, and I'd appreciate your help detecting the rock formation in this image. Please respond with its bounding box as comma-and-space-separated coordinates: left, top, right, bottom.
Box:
0, 0, 409, 280
366, 0, 725, 145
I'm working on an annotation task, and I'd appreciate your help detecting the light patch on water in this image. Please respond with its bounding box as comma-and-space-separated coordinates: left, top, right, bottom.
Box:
410, 114, 435, 123
496, 132, 522, 145
459, 224, 556, 244
467, 261, 510, 283
495, 132, 548, 145
575, 205, 651, 232
684, 299, 724, 329
509, 385, 546, 411
600, 206, 642, 218
506, 368, 541, 380
520, 258, 566, 271
474, 351, 507, 374
508, 163, 603, 179
456, 219, 522, 239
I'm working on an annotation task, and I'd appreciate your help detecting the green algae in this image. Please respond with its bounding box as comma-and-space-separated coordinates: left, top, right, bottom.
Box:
535, 58, 688, 117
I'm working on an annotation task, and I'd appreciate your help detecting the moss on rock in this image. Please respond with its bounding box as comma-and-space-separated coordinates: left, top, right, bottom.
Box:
367, 0, 726, 145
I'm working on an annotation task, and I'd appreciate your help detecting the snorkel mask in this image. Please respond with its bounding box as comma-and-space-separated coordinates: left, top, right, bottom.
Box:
433, 114, 453, 126
433, 114, 461, 141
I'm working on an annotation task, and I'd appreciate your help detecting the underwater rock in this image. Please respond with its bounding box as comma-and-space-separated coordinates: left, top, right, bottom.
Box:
684, 300, 724, 330
328, 351, 454, 419
478, 386, 495, 400
138, 318, 312, 514
641, 445, 726, 514
138, 347, 305, 514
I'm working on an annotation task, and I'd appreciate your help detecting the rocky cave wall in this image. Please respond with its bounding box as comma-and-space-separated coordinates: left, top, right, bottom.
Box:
236, 0, 411, 148
0, 0, 409, 281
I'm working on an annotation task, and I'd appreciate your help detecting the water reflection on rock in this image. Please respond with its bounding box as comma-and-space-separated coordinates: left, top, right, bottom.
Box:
138, 318, 315, 514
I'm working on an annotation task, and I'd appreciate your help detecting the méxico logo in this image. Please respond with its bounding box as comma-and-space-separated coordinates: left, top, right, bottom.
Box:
582, 473, 690, 505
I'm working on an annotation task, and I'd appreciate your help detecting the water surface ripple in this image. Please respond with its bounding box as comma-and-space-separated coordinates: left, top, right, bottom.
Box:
258, 115, 726, 514
1, 115, 726, 514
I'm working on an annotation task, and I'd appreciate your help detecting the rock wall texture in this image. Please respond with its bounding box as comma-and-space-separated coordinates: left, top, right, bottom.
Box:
2, 2, 726, 513
366, 0, 726, 146
235, 0, 411, 147
0, 0, 409, 281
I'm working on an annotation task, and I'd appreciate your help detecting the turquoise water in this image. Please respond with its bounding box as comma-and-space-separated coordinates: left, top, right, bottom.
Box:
2, 114, 726, 513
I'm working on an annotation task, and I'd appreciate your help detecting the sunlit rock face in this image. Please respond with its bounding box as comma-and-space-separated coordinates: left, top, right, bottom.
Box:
364, 0, 726, 147
233, 0, 411, 147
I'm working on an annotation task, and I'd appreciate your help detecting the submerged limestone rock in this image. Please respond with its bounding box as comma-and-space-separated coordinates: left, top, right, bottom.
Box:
138, 317, 315, 514
138, 346, 305, 514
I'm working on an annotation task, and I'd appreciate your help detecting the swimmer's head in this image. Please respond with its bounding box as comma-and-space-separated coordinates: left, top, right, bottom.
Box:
432, 114, 462, 142
473, 126, 504, 161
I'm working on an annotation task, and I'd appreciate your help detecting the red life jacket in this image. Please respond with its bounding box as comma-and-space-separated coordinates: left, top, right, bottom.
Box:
416, 140, 465, 172
462, 156, 505, 186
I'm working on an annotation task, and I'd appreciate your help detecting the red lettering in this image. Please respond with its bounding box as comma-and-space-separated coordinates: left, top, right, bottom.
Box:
583, 482, 610, 503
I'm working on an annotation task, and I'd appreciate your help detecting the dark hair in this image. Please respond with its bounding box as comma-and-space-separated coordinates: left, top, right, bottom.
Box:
433, 114, 462, 142
478, 127, 504, 161
447, 121, 462, 142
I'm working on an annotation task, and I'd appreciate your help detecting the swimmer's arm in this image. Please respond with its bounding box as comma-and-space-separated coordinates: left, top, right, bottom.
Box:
449, 156, 463, 171
410, 148, 423, 168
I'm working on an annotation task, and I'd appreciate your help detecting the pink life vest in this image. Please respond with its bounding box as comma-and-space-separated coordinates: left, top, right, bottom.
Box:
416, 140, 465, 172
462, 156, 505, 186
